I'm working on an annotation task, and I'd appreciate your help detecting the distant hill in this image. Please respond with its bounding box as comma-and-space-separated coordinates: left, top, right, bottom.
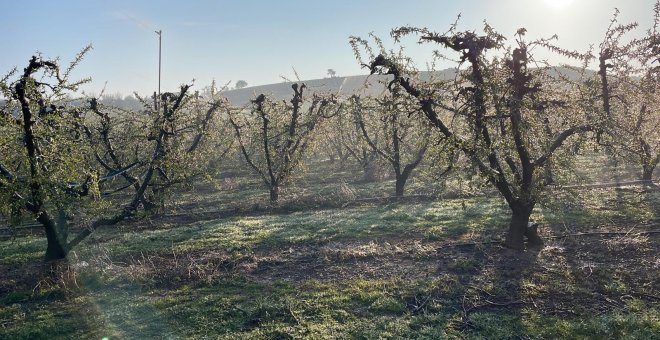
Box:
218, 66, 595, 106
221, 69, 460, 106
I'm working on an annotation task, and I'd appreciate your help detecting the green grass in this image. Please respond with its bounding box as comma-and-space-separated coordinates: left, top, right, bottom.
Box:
1, 154, 659, 339
0, 235, 46, 265
3, 274, 657, 339
0, 296, 109, 340
76, 187, 657, 261
537, 187, 659, 227
75, 196, 510, 261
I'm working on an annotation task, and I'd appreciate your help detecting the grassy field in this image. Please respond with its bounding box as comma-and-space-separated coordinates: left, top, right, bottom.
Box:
1, 155, 659, 339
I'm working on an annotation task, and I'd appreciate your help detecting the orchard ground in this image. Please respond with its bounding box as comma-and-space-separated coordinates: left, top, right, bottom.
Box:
1, 152, 659, 339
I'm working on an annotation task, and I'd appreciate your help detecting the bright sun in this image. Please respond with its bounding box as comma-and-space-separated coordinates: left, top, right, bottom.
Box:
543, 0, 574, 9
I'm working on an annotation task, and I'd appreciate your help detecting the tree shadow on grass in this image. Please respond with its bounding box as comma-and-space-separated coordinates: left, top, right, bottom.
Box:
447, 244, 541, 337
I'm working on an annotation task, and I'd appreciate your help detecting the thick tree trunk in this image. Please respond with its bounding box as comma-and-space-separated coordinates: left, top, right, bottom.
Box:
504, 203, 541, 250
504, 209, 530, 250
269, 184, 279, 203
39, 214, 68, 260
45, 235, 68, 260
395, 173, 408, 197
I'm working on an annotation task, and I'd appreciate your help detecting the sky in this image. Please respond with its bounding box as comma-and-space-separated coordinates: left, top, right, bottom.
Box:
1, 0, 656, 97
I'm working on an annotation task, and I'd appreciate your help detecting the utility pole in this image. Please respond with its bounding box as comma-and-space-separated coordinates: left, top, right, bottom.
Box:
155, 30, 162, 111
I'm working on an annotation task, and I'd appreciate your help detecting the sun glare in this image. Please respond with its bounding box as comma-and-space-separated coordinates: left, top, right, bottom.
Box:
543, 0, 574, 9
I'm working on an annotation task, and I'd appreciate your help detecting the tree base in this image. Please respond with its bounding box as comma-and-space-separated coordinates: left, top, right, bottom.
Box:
269, 184, 280, 203
504, 221, 544, 251
45, 242, 68, 260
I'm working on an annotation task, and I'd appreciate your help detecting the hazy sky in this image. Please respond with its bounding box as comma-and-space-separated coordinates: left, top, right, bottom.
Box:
1, 0, 655, 96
